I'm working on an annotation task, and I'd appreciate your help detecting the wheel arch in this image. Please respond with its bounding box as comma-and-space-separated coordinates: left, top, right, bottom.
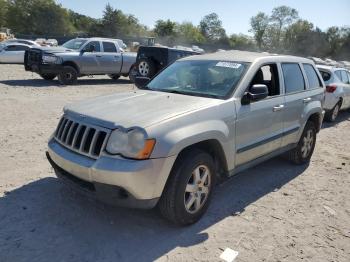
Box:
62, 61, 80, 74
306, 111, 323, 133
171, 139, 229, 180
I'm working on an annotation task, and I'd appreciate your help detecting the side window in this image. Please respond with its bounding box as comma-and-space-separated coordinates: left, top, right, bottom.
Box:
83, 41, 100, 52
5, 45, 16, 51
334, 70, 342, 82
341, 70, 349, 84
319, 70, 331, 83
16, 46, 29, 51
303, 64, 322, 89
103, 42, 117, 53
250, 64, 280, 97
281, 63, 305, 94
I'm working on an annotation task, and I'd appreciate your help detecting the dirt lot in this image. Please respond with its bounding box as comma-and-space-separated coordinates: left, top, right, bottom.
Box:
0, 64, 349, 262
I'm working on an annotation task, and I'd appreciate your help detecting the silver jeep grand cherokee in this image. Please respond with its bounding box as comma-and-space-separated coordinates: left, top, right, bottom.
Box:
47, 51, 325, 225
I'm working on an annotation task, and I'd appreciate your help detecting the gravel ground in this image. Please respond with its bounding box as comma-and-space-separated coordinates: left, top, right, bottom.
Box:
0, 64, 349, 262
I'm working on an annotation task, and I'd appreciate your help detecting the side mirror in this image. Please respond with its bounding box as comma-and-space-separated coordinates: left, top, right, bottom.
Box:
241, 84, 269, 105
135, 76, 150, 89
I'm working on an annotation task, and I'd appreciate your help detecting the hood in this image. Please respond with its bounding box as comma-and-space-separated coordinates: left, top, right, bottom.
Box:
32, 46, 75, 54
64, 91, 219, 129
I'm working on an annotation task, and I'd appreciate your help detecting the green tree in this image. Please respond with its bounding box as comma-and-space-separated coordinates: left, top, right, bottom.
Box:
6, 0, 72, 35
250, 12, 269, 50
284, 19, 314, 54
229, 34, 256, 51
0, 0, 8, 28
270, 5, 299, 48
199, 13, 226, 40
154, 19, 177, 37
176, 22, 205, 44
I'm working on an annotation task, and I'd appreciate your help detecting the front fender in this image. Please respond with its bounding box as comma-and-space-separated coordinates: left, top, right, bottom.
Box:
149, 119, 235, 169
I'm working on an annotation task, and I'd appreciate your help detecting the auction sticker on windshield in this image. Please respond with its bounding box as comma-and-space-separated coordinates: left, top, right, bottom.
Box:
215, 61, 242, 69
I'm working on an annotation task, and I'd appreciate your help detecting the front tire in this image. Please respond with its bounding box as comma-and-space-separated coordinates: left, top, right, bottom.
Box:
58, 66, 78, 85
158, 149, 216, 226
288, 121, 317, 165
40, 73, 57, 80
324, 101, 341, 122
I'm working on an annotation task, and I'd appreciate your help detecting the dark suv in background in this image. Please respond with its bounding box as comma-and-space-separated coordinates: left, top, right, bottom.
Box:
135, 46, 200, 78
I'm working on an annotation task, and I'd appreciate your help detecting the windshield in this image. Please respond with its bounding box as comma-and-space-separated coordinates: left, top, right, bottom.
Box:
62, 39, 87, 50
147, 60, 249, 99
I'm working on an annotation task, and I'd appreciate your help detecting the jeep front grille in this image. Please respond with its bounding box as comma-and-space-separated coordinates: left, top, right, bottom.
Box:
54, 116, 110, 159
28, 50, 42, 63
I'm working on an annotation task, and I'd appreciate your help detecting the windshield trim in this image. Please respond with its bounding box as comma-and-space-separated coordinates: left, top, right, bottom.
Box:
146, 60, 251, 100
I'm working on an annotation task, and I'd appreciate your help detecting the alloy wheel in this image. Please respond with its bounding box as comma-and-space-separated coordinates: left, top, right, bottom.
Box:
332, 104, 340, 121
138, 61, 150, 76
301, 129, 314, 158
184, 165, 211, 214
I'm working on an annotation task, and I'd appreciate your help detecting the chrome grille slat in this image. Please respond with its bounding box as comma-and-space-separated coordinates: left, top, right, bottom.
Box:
89, 131, 100, 156
72, 124, 83, 148
57, 119, 68, 139
54, 116, 110, 159
79, 127, 90, 151
65, 122, 76, 144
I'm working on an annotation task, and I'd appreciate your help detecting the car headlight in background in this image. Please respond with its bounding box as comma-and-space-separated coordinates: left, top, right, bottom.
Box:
42, 54, 61, 64
106, 128, 156, 159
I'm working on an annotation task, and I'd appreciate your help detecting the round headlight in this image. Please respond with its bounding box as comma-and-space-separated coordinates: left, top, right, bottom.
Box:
106, 129, 128, 154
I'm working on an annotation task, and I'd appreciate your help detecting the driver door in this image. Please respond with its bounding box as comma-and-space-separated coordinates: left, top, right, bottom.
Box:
235, 64, 285, 166
79, 41, 102, 74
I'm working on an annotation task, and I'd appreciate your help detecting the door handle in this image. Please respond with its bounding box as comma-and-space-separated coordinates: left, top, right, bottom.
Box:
96, 55, 102, 58
273, 105, 284, 112
303, 97, 312, 103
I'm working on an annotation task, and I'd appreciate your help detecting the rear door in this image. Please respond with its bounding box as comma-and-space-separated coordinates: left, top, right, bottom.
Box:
281, 63, 310, 147
340, 70, 350, 108
1, 45, 29, 63
99, 41, 122, 74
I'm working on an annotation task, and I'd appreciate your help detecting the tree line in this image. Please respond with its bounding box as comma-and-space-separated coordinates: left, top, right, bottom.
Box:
0, 0, 349, 60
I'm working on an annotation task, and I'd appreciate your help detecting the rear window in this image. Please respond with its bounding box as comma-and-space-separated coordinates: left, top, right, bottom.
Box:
103, 42, 117, 53
340, 70, 349, 84
282, 63, 305, 93
303, 64, 322, 89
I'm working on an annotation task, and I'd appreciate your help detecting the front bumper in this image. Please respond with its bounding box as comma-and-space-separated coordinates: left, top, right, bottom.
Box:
47, 139, 177, 209
25, 63, 63, 75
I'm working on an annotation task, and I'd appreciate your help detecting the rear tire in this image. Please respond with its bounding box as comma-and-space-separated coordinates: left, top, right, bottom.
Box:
40, 73, 57, 80
288, 121, 317, 165
108, 74, 120, 80
158, 149, 216, 226
129, 65, 138, 83
137, 58, 156, 78
58, 66, 78, 85
324, 101, 341, 122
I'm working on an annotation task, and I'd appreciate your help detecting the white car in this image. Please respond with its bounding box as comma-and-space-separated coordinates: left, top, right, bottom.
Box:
3, 39, 40, 47
0, 43, 31, 64
317, 65, 350, 121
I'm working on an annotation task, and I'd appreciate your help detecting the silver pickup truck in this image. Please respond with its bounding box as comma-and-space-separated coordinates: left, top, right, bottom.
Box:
24, 38, 137, 84
46, 51, 325, 225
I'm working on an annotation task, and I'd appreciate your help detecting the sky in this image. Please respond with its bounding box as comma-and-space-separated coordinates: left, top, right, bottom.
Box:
57, 0, 350, 35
